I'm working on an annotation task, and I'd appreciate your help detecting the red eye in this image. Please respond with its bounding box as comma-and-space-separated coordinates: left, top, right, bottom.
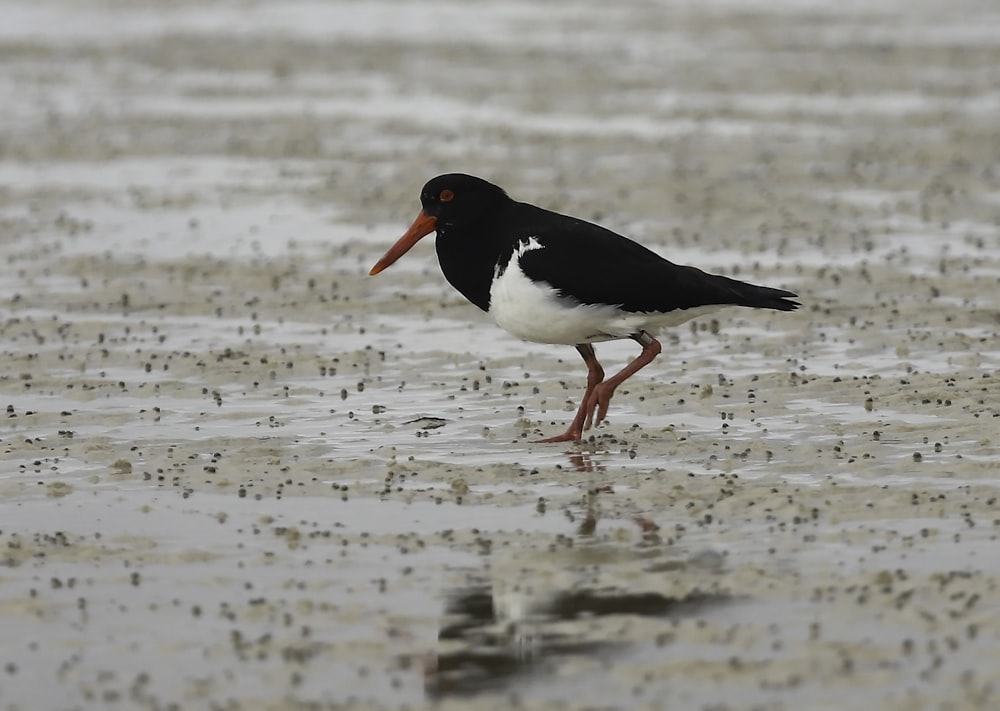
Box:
440, 189, 454, 202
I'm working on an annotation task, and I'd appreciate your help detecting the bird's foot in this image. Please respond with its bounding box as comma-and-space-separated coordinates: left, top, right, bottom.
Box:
582, 383, 615, 431
535, 382, 617, 444
531, 430, 582, 444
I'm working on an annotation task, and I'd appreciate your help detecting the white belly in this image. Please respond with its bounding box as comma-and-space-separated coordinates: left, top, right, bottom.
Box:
488, 246, 721, 345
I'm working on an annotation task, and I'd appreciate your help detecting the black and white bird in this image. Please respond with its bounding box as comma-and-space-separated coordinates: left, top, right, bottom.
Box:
370, 174, 799, 443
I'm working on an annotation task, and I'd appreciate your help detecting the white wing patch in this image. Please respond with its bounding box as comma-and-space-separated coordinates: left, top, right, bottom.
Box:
494, 236, 543, 279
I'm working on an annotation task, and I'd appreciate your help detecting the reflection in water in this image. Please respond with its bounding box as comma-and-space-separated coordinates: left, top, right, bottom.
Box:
563, 451, 606, 473
422, 465, 727, 698
425, 579, 729, 698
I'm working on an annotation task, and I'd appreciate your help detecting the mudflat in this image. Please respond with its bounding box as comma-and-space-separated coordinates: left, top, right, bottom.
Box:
1, 1, 998, 709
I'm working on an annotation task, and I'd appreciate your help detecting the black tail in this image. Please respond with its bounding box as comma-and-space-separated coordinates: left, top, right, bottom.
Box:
738, 283, 800, 311
709, 272, 800, 312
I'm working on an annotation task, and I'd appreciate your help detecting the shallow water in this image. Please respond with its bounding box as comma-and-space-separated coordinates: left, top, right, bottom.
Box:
2, 0, 1000, 709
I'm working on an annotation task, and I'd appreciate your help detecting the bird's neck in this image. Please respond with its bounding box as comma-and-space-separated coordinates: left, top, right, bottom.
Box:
435, 219, 511, 313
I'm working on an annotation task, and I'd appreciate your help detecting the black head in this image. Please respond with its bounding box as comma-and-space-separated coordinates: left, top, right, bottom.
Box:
369, 174, 510, 276
418, 174, 510, 230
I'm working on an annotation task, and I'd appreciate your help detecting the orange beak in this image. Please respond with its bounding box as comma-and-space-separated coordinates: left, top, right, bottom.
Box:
369, 210, 438, 276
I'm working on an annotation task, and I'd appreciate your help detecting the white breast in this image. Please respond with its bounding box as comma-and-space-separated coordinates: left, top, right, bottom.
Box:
487, 238, 721, 345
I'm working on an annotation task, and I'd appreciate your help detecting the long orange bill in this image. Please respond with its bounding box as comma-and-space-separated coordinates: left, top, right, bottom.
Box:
369, 211, 438, 276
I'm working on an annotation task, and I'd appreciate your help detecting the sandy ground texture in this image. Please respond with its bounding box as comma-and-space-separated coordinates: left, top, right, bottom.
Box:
2, 0, 1000, 709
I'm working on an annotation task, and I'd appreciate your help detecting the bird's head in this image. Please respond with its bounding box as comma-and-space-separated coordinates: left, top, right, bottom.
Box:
369, 174, 508, 276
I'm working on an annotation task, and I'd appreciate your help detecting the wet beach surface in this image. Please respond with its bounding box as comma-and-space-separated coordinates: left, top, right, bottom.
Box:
2, 0, 1000, 709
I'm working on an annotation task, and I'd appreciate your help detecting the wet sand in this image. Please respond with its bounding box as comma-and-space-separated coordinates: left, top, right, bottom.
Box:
2, 1, 999, 709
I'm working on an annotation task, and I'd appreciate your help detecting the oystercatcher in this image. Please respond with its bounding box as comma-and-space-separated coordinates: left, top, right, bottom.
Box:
370, 174, 799, 443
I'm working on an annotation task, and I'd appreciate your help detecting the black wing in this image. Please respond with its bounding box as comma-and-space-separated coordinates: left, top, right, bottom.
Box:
513, 204, 799, 314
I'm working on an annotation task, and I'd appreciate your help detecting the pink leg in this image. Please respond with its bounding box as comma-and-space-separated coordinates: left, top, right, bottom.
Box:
533, 344, 604, 443
535, 332, 662, 443
581, 331, 662, 433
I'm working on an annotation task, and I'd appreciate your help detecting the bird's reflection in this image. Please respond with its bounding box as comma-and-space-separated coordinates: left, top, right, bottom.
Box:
425, 577, 729, 698
563, 450, 605, 473
421, 470, 730, 698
